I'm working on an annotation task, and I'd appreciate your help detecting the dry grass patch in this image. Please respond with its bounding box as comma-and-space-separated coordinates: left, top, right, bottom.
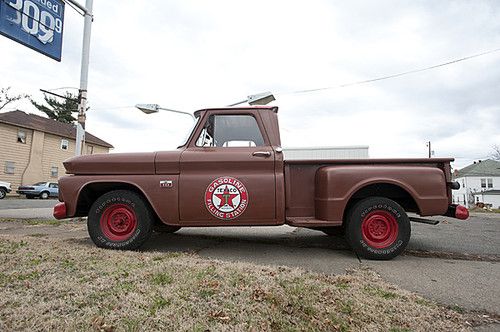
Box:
0, 235, 473, 331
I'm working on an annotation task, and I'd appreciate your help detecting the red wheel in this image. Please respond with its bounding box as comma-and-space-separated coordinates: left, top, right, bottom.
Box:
361, 210, 399, 249
100, 204, 138, 241
346, 197, 410, 260
88, 190, 153, 250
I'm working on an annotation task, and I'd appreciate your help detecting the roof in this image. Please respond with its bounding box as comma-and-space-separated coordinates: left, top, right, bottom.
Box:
454, 159, 500, 178
194, 106, 278, 118
0, 111, 113, 148
474, 190, 500, 196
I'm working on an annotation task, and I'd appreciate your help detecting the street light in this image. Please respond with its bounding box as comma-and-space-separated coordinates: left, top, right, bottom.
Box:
135, 104, 196, 121
227, 91, 276, 107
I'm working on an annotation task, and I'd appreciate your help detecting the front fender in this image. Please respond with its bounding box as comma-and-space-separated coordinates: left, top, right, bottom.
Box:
58, 175, 180, 225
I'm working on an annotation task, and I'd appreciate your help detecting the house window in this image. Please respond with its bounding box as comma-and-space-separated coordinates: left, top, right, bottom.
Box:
4, 161, 15, 174
487, 178, 493, 188
50, 167, 58, 178
61, 139, 69, 150
17, 130, 26, 144
87, 145, 94, 155
481, 178, 486, 188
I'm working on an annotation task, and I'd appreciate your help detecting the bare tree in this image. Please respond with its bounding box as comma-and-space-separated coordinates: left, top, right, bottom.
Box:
0, 87, 29, 111
492, 145, 500, 161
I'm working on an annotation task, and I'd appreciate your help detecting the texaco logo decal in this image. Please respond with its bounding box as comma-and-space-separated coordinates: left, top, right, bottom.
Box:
205, 176, 248, 220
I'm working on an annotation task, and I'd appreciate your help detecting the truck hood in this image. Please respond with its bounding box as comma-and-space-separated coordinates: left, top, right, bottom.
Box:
63, 151, 181, 175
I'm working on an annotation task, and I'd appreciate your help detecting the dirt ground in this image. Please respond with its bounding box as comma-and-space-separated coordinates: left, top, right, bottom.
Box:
1, 219, 498, 331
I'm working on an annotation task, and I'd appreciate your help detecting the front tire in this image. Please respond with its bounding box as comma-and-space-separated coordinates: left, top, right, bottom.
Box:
40, 191, 49, 199
0, 189, 6, 199
345, 197, 410, 260
88, 190, 153, 250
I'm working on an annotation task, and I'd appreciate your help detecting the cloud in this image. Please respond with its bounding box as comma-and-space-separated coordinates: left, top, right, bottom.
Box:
1, 0, 499, 169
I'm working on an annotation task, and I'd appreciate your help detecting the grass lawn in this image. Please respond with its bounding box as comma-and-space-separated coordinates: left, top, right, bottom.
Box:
0, 235, 476, 331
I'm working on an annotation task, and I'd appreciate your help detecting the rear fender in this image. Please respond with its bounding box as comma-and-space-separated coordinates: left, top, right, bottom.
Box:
315, 165, 448, 221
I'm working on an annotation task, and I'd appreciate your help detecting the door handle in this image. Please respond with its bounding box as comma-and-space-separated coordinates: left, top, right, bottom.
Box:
252, 151, 271, 157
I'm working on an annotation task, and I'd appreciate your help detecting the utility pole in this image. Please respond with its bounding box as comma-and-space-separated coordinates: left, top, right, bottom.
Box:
426, 141, 431, 158
66, 0, 94, 156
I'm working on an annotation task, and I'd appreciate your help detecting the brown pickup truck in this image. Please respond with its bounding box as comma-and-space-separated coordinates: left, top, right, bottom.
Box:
54, 106, 468, 260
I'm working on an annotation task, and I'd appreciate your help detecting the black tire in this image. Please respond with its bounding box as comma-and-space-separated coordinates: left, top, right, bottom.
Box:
153, 221, 181, 234
345, 197, 410, 260
88, 190, 154, 250
0, 188, 6, 199
40, 191, 49, 199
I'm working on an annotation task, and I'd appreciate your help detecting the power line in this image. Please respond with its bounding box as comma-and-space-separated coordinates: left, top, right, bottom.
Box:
284, 47, 500, 95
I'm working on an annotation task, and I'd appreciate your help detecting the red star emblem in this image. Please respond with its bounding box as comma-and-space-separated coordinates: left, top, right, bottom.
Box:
215, 185, 238, 208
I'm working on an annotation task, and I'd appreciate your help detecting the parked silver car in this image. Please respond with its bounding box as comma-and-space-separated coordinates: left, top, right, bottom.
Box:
17, 182, 59, 199
0, 181, 12, 199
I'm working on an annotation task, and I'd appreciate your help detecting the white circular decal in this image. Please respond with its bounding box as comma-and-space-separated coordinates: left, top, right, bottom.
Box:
205, 176, 249, 220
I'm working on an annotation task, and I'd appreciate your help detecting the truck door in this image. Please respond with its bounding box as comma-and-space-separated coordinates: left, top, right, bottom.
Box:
179, 112, 276, 225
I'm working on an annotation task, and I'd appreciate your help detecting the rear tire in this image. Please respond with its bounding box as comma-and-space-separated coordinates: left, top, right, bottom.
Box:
0, 189, 6, 199
88, 190, 153, 250
345, 197, 410, 260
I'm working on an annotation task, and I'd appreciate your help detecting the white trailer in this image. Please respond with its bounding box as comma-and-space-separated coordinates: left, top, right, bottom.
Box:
283, 146, 369, 160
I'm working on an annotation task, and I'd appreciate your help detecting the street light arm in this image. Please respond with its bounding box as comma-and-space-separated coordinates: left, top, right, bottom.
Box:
135, 104, 196, 121
65, 0, 91, 15
158, 107, 196, 121
227, 92, 275, 107
227, 99, 248, 107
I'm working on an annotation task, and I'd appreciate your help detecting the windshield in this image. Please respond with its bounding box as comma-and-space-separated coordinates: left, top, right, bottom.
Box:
178, 115, 201, 148
33, 182, 46, 186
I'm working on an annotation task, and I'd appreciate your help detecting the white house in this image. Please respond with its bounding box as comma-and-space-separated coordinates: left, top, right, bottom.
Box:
453, 159, 500, 208
473, 190, 500, 209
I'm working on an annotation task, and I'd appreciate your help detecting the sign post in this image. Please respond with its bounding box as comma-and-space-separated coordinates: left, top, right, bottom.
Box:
0, 0, 65, 61
74, 0, 93, 156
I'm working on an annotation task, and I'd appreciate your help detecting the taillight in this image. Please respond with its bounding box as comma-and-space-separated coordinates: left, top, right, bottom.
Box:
53, 202, 67, 219
455, 205, 469, 220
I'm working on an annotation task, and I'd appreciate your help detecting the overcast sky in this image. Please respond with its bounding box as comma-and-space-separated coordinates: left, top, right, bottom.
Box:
1, 0, 499, 169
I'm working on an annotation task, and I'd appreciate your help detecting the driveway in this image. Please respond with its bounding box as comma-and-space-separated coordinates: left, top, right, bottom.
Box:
0, 198, 56, 219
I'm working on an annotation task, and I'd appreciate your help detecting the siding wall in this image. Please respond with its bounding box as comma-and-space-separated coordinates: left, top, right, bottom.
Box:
0, 122, 110, 194
453, 176, 500, 207
41, 132, 108, 180
473, 193, 500, 209
0, 123, 33, 191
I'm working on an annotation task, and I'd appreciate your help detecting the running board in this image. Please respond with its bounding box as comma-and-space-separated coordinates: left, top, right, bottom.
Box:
409, 217, 440, 225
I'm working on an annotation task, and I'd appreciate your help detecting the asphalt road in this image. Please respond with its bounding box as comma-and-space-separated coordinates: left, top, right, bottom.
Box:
0, 198, 499, 319
0, 198, 58, 209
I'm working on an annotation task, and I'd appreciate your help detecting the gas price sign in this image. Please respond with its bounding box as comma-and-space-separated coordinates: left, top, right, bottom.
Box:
0, 0, 65, 61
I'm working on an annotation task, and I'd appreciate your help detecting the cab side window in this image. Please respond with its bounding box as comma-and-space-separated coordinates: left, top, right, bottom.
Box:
196, 115, 265, 147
